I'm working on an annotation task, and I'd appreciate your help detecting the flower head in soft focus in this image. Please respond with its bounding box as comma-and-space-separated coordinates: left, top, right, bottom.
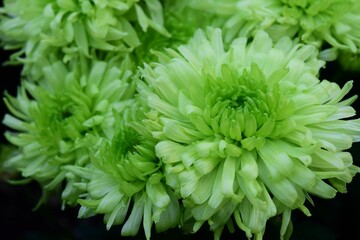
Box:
183, 0, 279, 45
2, 54, 135, 205
0, 0, 169, 79
274, 0, 360, 52
338, 51, 360, 72
138, 28, 360, 239
186, 0, 360, 55
132, 0, 215, 65
65, 103, 180, 240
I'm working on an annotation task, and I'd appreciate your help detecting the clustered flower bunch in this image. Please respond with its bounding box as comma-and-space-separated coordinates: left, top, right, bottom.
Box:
1, 0, 360, 239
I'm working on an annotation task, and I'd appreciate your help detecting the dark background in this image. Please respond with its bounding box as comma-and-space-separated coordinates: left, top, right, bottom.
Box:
0, 2, 359, 239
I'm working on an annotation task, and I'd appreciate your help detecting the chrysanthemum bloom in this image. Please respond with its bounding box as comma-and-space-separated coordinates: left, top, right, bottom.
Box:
0, 0, 169, 79
186, 0, 360, 54
2, 54, 135, 205
182, 0, 280, 45
137, 28, 360, 239
65, 103, 180, 240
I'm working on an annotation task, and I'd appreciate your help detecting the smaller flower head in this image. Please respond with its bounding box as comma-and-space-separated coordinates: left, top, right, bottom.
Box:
0, 0, 169, 76
185, 0, 360, 55
66, 103, 180, 240
275, 0, 360, 53
2, 54, 135, 205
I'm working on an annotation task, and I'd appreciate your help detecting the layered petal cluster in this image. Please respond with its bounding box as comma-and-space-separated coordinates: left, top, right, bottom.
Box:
186, 0, 360, 53
0, 0, 169, 78
137, 28, 360, 239
133, 1, 215, 65
184, 0, 281, 44
2, 54, 135, 205
66, 103, 180, 240
275, 0, 360, 52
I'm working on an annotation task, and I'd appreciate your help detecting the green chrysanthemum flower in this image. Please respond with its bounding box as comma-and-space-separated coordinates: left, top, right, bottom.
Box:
0, 0, 169, 78
66, 104, 180, 240
276, 0, 360, 52
186, 0, 360, 54
2, 54, 135, 205
183, 0, 279, 45
137, 28, 360, 239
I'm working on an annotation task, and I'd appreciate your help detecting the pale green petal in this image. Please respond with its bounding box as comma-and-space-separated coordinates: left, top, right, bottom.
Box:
97, 189, 124, 213
121, 197, 144, 236
258, 140, 294, 179
146, 181, 170, 208
221, 156, 236, 195
155, 140, 184, 164
154, 187, 180, 232
191, 171, 217, 204
104, 198, 130, 229
143, 196, 152, 240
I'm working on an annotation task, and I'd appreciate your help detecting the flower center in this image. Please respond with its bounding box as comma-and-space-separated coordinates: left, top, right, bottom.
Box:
202, 64, 292, 146
114, 127, 141, 158
35, 91, 91, 147
103, 123, 158, 187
